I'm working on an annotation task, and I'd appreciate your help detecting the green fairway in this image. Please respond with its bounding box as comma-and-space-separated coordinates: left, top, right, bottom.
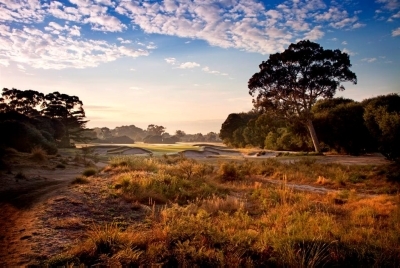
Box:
133, 143, 201, 154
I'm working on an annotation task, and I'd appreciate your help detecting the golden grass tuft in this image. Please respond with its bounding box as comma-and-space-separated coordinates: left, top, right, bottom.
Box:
30, 146, 47, 162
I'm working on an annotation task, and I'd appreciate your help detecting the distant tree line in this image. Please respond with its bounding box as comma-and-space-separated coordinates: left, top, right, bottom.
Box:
0, 87, 89, 154
220, 94, 400, 161
90, 124, 221, 144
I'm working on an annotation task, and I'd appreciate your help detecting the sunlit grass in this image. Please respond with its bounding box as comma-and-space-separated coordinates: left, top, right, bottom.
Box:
47, 156, 400, 267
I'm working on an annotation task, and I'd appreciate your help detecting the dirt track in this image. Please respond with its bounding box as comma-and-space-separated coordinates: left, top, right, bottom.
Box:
0, 169, 82, 266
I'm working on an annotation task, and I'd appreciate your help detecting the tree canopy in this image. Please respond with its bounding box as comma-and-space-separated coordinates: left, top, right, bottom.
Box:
0, 87, 89, 151
248, 40, 357, 152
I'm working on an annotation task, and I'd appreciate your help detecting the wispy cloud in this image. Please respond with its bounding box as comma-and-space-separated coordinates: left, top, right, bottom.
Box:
178, 62, 200, 69
352, 23, 366, 29
342, 48, 356, 56
361, 57, 377, 63
202, 66, 228, 76
165, 58, 177, 65
392, 27, 400, 36
376, 0, 400, 11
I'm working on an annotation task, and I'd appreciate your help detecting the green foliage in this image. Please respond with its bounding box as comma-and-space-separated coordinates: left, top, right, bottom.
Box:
363, 94, 400, 161
219, 112, 257, 147
313, 98, 373, 155
264, 127, 311, 151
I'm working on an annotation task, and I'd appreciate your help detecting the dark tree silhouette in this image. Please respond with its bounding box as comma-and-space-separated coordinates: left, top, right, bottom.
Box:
0, 88, 44, 116
43, 92, 88, 147
248, 40, 357, 153
147, 124, 166, 136
175, 130, 186, 138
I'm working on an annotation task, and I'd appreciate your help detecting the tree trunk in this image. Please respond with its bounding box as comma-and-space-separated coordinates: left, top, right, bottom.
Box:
306, 119, 321, 153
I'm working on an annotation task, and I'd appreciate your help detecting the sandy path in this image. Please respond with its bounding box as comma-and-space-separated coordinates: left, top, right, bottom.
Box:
0, 167, 85, 266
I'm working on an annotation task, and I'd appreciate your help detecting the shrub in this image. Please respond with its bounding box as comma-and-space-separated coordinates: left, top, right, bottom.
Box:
217, 162, 243, 182
30, 146, 47, 162
56, 163, 66, 169
82, 168, 97, 177
71, 176, 90, 184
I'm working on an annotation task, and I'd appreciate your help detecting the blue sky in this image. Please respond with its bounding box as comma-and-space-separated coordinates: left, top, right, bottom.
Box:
0, 0, 399, 134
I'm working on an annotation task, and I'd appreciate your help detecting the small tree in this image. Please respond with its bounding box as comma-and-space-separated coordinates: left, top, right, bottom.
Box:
175, 130, 186, 138
147, 124, 166, 136
248, 40, 357, 153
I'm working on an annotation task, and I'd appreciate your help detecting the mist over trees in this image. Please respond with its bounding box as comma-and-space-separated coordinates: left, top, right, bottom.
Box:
0, 87, 90, 153
220, 94, 400, 161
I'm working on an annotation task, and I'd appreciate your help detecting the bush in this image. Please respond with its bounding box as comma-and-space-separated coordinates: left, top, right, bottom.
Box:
72, 176, 90, 184
217, 162, 244, 182
30, 146, 47, 162
82, 168, 97, 177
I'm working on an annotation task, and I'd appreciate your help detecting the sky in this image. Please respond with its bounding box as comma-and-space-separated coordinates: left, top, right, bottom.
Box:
0, 0, 399, 134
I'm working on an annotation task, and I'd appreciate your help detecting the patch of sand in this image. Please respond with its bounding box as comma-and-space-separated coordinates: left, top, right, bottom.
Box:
181, 150, 219, 158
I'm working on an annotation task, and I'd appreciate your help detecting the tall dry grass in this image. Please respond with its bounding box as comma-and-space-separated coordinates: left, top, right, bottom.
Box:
47, 156, 400, 267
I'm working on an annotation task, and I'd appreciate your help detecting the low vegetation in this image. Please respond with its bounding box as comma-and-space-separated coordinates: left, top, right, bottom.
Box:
47, 156, 400, 266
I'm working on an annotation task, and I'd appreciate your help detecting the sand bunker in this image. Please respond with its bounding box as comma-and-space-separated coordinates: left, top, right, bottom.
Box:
117, 148, 153, 155
88, 146, 152, 156
244, 151, 278, 158
181, 150, 219, 158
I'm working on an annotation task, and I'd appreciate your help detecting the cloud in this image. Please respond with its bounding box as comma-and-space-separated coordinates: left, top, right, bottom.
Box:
361, 58, 377, 63
352, 23, 366, 29
392, 27, 400, 36
0, 0, 45, 23
118, 37, 131, 44
17, 64, 25, 70
164, 57, 177, 65
342, 41, 347, 45
0, 26, 149, 69
178, 62, 200, 69
44, 21, 81, 36
342, 48, 356, 56
302, 26, 324, 41
0, 59, 10, 67
115, 0, 359, 54
330, 17, 358, 29
202, 66, 228, 76
129, 86, 142, 90
0, 0, 372, 69
376, 0, 400, 11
